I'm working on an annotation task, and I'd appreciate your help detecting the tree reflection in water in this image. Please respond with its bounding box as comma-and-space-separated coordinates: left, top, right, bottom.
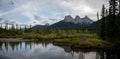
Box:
54, 44, 120, 59
0, 42, 120, 59
96, 49, 120, 59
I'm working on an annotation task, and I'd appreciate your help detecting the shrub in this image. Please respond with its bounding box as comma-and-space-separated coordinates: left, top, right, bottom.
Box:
81, 39, 103, 47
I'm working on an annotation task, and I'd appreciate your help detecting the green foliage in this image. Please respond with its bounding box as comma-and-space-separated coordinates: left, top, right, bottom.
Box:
107, 15, 120, 41
98, 0, 120, 43
0, 25, 111, 48
109, 0, 118, 15
98, 13, 120, 42
52, 38, 108, 47
22, 29, 97, 40
101, 4, 106, 18
0, 28, 22, 38
81, 39, 104, 47
53, 39, 72, 45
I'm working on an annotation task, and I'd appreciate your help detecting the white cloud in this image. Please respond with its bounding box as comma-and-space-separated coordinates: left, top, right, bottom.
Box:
0, 0, 109, 25
0, 1, 32, 17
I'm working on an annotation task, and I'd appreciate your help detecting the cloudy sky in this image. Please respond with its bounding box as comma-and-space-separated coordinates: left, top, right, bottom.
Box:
0, 0, 108, 25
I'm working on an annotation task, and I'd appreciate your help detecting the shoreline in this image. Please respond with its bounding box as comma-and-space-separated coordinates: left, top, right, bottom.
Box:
0, 38, 120, 49
0, 38, 34, 42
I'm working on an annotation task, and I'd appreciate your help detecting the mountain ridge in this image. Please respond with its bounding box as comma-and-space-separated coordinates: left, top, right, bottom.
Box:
32, 15, 95, 30
63, 15, 93, 24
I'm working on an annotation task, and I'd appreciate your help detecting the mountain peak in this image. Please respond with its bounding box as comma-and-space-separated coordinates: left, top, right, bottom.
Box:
74, 15, 83, 23
33, 15, 95, 30
63, 15, 93, 24
83, 16, 89, 19
82, 16, 93, 24
85, 16, 88, 18
64, 15, 73, 20
75, 15, 80, 20
64, 15, 74, 22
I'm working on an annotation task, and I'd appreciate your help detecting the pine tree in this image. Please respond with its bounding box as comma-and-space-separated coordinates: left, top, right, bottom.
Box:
11, 24, 15, 30
16, 24, 18, 30
109, 0, 113, 15
104, 9, 109, 40
97, 12, 99, 20
20, 25, 22, 30
113, 0, 118, 15
119, 0, 120, 13
0, 23, 2, 28
25, 25, 27, 30
101, 5, 106, 18
5, 23, 8, 30
104, 0, 119, 41
109, 0, 119, 15
30, 24, 32, 29
97, 12, 101, 36
100, 4, 106, 40
97, 0, 120, 42
106, 9, 108, 16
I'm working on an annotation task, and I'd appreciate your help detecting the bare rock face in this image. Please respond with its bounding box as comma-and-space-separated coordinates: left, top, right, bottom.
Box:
32, 15, 94, 30
81, 16, 93, 24
74, 15, 82, 24
63, 15, 93, 24
64, 15, 74, 22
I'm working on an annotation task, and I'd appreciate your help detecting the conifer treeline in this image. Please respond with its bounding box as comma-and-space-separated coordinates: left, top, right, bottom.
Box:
0, 23, 32, 30
0, 23, 32, 38
98, 0, 120, 41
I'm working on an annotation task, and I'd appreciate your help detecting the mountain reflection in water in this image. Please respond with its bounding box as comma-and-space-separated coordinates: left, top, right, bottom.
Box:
0, 42, 120, 59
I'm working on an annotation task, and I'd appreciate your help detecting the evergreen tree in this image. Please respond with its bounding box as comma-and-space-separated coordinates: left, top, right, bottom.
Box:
106, 9, 108, 16
97, 12, 100, 20
113, 0, 119, 15
105, 0, 119, 41
20, 25, 22, 31
16, 24, 18, 30
11, 24, 15, 30
119, 0, 120, 13
0, 23, 2, 28
109, 0, 113, 15
30, 24, 32, 29
5, 23, 8, 30
101, 5, 106, 18
109, 0, 118, 15
100, 4, 106, 40
104, 9, 109, 40
105, 0, 115, 41
24, 25, 27, 31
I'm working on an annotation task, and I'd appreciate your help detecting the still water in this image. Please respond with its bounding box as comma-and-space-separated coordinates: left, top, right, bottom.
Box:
0, 42, 119, 59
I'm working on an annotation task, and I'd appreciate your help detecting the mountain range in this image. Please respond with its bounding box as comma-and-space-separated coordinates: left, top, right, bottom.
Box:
64, 15, 93, 24
32, 15, 95, 30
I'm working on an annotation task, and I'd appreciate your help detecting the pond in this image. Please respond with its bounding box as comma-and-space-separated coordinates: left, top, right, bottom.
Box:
0, 42, 120, 59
